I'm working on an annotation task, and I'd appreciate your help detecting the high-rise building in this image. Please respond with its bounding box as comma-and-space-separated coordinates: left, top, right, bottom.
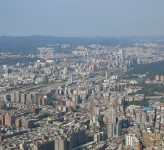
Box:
94, 133, 101, 143
54, 139, 59, 150
137, 57, 141, 64
43, 75, 49, 84
126, 134, 141, 150
20, 93, 27, 104
70, 132, 78, 148
67, 136, 73, 150
15, 91, 21, 103
4, 113, 15, 127
155, 74, 160, 81
37, 94, 47, 106
94, 132, 105, 143
22, 119, 34, 129
119, 49, 125, 57
94, 83, 102, 92
54, 137, 67, 150
15, 118, 22, 128
34, 141, 54, 150
26, 93, 34, 104
108, 108, 116, 124
63, 67, 68, 75
77, 129, 85, 146
106, 71, 111, 79
107, 121, 122, 138
59, 138, 67, 150
0, 114, 5, 125
72, 94, 81, 106
135, 111, 147, 124
10, 92, 16, 102
160, 75, 164, 81
3, 66, 12, 75
19, 141, 28, 150
88, 97, 94, 115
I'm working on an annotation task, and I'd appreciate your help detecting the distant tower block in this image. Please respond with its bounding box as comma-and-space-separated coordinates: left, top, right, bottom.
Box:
70, 75, 73, 83
155, 74, 160, 81
106, 71, 111, 79
119, 49, 124, 57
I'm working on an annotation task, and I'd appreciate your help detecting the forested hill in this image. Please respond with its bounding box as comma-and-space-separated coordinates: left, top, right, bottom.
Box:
1, 36, 164, 54
0, 36, 134, 54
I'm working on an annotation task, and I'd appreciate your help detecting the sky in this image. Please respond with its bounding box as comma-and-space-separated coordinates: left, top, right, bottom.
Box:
0, 0, 164, 37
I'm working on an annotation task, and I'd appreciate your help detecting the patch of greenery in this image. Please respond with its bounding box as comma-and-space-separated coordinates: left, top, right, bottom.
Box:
1, 106, 17, 111
0, 57, 42, 66
38, 114, 50, 119
131, 84, 164, 96
128, 60, 164, 79
47, 93, 56, 101
125, 99, 149, 107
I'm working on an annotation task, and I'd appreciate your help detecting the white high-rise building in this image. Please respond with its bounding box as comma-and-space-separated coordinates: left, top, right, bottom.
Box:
107, 121, 122, 138
126, 134, 140, 149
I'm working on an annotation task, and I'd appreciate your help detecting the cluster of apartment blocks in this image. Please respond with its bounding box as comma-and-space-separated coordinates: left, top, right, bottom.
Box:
2, 75, 163, 150
124, 103, 164, 149
155, 74, 164, 82
33, 129, 85, 150
0, 112, 35, 129
10, 91, 47, 106
0, 123, 86, 150
0, 47, 163, 150
0, 46, 155, 88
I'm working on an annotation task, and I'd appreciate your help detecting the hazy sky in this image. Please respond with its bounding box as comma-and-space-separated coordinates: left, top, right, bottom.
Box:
0, 0, 164, 37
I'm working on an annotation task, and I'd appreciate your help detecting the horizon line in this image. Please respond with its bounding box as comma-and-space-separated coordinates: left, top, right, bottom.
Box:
0, 35, 164, 38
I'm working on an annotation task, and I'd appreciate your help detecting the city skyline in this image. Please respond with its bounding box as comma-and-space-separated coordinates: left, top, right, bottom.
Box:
1, 0, 164, 37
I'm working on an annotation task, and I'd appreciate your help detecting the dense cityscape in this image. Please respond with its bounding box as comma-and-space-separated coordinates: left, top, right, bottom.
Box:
0, 38, 163, 150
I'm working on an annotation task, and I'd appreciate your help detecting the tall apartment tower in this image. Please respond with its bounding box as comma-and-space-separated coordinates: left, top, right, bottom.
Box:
37, 94, 47, 106
10, 92, 16, 102
88, 97, 94, 115
108, 108, 116, 124
33, 141, 54, 150
15, 91, 21, 103
54, 137, 67, 150
107, 121, 122, 138
5, 113, 15, 127
0, 114, 5, 125
20, 93, 27, 104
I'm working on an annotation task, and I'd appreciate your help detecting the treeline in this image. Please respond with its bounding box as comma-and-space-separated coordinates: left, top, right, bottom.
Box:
0, 57, 41, 66
125, 99, 149, 107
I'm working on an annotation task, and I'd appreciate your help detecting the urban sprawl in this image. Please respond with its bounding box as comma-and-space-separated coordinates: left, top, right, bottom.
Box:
0, 42, 164, 150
